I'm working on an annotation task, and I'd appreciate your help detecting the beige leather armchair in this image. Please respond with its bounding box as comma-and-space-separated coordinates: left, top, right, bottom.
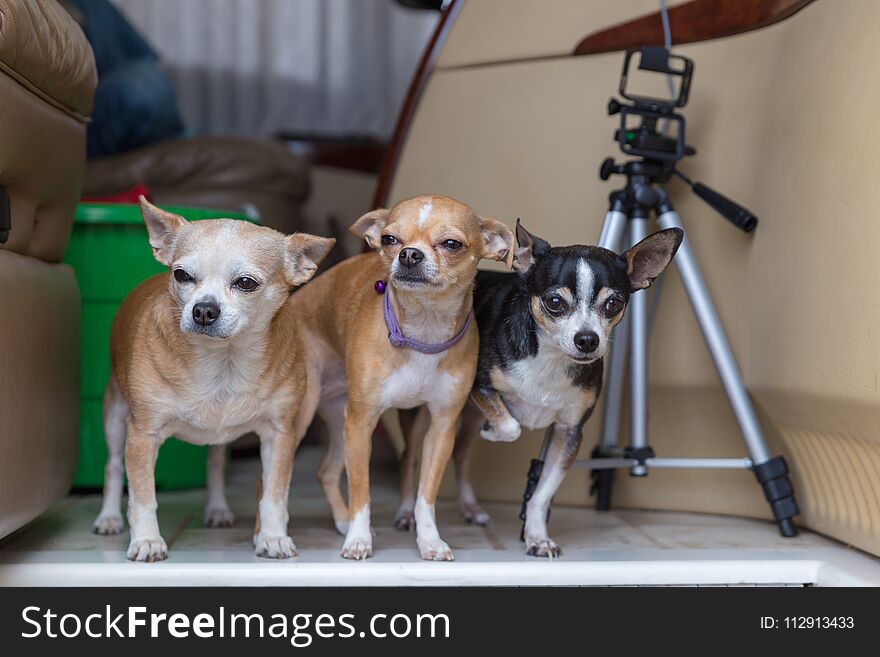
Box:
0, 0, 95, 539
82, 135, 311, 235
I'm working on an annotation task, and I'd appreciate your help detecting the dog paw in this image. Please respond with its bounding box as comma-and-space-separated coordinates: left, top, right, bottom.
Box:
525, 537, 562, 559
204, 506, 235, 528
418, 538, 454, 561
126, 537, 168, 562
394, 509, 415, 531
255, 534, 297, 559
479, 417, 521, 443
341, 536, 373, 560
459, 503, 491, 526
93, 513, 124, 535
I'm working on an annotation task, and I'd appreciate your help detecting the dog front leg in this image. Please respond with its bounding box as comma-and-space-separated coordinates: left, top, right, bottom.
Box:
124, 422, 166, 562
255, 428, 297, 558
204, 444, 234, 528
341, 401, 381, 560
523, 423, 583, 558
470, 386, 520, 443
414, 408, 459, 561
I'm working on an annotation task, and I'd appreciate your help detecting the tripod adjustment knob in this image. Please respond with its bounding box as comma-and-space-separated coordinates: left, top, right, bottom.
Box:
607, 98, 622, 116
599, 158, 617, 181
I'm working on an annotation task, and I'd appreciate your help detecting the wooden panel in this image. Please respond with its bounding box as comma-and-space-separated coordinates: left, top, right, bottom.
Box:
372, 0, 462, 209
574, 0, 816, 56
278, 135, 387, 175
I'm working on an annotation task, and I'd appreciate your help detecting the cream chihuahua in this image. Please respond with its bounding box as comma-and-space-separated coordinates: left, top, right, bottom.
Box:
92, 197, 334, 562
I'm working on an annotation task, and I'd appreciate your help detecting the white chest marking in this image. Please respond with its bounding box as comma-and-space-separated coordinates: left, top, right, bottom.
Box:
493, 338, 592, 429
379, 292, 464, 409
159, 343, 276, 444
380, 352, 458, 410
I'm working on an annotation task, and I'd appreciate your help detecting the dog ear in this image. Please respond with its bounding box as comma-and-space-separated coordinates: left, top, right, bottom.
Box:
513, 219, 551, 274
285, 233, 336, 287
139, 196, 187, 266
479, 216, 515, 269
622, 228, 683, 291
350, 208, 391, 249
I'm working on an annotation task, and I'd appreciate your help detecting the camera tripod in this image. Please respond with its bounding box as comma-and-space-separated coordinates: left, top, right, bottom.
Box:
519, 46, 799, 539
520, 160, 799, 538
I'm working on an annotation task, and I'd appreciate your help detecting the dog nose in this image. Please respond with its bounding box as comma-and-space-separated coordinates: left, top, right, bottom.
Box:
574, 330, 600, 354
192, 301, 221, 326
398, 247, 425, 267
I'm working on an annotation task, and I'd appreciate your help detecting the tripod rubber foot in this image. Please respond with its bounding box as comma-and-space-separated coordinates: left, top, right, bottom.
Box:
777, 518, 797, 538
753, 456, 799, 538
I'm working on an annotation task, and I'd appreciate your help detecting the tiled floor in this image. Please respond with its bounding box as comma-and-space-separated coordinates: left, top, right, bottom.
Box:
2, 446, 879, 586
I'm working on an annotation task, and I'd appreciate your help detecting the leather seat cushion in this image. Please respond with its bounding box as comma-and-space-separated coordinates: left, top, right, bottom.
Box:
84, 136, 311, 233
84, 136, 309, 198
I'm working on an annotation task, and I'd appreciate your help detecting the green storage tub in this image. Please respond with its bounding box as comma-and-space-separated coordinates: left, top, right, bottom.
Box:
64, 203, 256, 490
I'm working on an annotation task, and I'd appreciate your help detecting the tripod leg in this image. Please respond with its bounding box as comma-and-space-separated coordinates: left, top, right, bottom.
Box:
599, 305, 630, 450
598, 209, 629, 251
592, 211, 631, 509
592, 314, 627, 510
656, 210, 799, 537
598, 228, 631, 453
628, 217, 651, 476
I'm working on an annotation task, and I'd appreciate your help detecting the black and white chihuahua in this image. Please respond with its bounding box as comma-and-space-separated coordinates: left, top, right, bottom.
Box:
396, 221, 682, 557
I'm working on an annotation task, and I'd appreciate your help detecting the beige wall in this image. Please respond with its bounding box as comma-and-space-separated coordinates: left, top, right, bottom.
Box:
388, 0, 880, 555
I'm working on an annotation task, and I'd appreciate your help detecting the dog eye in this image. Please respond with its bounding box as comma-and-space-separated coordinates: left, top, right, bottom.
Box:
544, 295, 567, 314
442, 239, 463, 251
381, 235, 399, 246
233, 276, 259, 292
604, 297, 624, 316
173, 269, 194, 284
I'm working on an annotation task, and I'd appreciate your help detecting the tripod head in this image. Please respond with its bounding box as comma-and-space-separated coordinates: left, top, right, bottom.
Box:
600, 46, 758, 233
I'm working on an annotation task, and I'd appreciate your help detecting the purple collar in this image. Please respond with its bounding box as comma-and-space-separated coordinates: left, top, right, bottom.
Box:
379, 282, 472, 354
